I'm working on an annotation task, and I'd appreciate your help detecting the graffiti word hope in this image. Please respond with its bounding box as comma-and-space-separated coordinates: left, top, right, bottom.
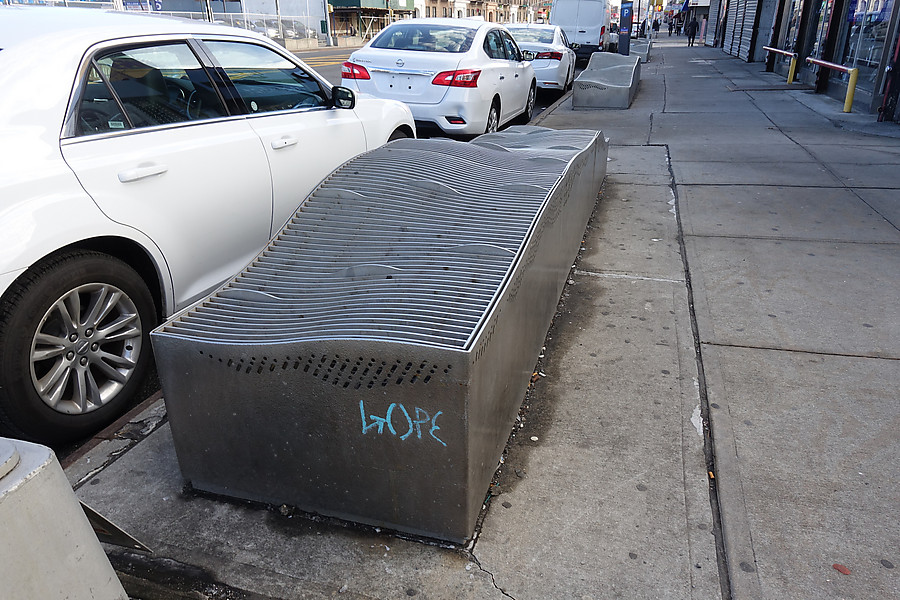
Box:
359, 400, 446, 447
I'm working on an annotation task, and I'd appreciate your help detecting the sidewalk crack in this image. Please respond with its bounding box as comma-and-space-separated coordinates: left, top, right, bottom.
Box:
469, 553, 517, 599
666, 143, 733, 600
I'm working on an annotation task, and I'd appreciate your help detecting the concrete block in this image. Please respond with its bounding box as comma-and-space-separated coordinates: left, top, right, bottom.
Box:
0, 438, 126, 600
285, 37, 317, 51
335, 35, 363, 47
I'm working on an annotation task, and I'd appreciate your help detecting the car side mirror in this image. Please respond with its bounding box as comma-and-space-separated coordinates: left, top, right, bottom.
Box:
570, 43, 580, 50
332, 86, 356, 110
522, 50, 536, 61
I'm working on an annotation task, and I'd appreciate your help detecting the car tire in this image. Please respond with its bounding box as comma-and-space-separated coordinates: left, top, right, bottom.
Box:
519, 83, 536, 124
565, 67, 574, 92
0, 250, 156, 444
485, 100, 500, 134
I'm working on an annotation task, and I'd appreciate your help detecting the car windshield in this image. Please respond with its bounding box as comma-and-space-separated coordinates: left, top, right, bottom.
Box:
506, 28, 555, 44
370, 24, 477, 53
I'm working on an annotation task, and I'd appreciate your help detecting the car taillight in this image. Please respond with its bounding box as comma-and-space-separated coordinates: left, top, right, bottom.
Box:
432, 69, 481, 88
536, 51, 564, 60
341, 62, 370, 80
600, 26, 606, 39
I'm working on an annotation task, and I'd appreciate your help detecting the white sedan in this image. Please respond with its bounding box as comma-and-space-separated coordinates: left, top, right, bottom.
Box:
0, 6, 415, 444
505, 23, 577, 92
342, 18, 536, 136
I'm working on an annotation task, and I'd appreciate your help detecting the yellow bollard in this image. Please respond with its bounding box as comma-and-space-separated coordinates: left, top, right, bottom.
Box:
787, 56, 797, 84
843, 68, 859, 113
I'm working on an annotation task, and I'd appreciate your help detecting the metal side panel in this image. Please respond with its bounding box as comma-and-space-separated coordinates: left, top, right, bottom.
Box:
152, 126, 608, 542
465, 130, 607, 508
154, 337, 475, 541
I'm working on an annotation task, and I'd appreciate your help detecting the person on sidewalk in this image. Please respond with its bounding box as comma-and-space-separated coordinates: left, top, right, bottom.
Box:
668, 20, 674, 36
686, 16, 699, 46
652, 18, 660, 37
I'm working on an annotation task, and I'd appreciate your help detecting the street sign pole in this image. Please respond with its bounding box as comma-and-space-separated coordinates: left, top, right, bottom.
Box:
619, 1, 633, 55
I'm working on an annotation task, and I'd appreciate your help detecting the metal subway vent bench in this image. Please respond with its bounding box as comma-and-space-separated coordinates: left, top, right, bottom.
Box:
628, 38, 652, 63
151, 126, 608, 543
573, 52, 642, 109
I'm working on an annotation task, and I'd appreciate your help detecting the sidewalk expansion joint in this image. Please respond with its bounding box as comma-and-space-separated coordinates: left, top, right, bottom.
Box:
469, 553, 517, 600
683, 233, 900, 245
574, 269, 685, 284
665, 142, 734, 600
676, 181, 856, 188
702, 341, 900, 361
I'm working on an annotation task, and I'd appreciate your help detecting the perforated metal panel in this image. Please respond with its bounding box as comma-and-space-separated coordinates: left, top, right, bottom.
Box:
151, 126, 608, 542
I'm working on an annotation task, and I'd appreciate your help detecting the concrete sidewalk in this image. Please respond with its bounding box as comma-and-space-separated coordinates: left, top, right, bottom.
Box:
67, 38, 899, 599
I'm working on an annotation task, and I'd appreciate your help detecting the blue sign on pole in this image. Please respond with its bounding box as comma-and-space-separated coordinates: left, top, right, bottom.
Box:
619, 1, 633, 55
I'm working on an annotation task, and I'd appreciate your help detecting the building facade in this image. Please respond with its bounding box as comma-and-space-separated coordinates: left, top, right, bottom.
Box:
705, 0, 900, 119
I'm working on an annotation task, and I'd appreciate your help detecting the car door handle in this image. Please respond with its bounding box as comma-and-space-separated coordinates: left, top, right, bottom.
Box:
500, 75, 506, 80
271, 137, 299, 150
117, 163, 168, 183
515, 73, 520, 78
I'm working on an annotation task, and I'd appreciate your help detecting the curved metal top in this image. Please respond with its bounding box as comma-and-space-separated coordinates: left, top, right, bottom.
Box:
155, 127, 600, 349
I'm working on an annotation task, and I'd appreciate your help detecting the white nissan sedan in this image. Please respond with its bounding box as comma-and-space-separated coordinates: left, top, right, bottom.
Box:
342, 19, 536, 136
0, 6, 415, 444
505, 23, 577, 92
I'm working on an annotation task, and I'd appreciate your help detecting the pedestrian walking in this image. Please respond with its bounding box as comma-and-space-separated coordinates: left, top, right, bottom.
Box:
686, 16, 699, 46
668, 20, 674, 36
652, 18, 660, 37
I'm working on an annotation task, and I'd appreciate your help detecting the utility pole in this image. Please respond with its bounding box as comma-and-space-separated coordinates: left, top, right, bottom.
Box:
324, 0, 334, 45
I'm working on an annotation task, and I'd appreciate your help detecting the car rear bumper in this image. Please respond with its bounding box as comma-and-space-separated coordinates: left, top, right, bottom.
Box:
404, 94, 490, 135
532, 64, 566, 89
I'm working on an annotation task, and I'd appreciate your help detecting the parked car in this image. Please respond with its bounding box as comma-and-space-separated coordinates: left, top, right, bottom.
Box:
0, 6, 415, 444
283, 19, 317, 39
252, 19, 281, 39
505, 23, 576, 92
342, 18, 536, 136
550, 0, 613, 63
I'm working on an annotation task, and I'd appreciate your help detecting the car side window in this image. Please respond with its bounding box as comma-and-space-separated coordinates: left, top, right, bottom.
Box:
202, 41, 329, 113
560, 29, 570, 47
483, 30, 507, 60
77, 43, 227, 136
501, 31, 522, 62
76, 65, 131, 136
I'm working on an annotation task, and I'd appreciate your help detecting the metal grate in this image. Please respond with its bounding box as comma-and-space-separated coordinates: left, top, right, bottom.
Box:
156, 130, 601, 350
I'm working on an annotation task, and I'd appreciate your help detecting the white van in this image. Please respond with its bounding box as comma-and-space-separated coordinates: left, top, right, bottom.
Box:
549, 0, 612, 62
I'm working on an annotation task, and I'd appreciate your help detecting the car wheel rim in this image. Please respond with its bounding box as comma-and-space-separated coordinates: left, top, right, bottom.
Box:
30, 283, 143, 415
527, 87, 535, 117
488, 107, 499, 132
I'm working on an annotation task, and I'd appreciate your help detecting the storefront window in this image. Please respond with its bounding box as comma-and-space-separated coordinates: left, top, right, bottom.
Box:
840, 0, 894, 90
784, 0, 806, 50
808, 0, 836, 59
